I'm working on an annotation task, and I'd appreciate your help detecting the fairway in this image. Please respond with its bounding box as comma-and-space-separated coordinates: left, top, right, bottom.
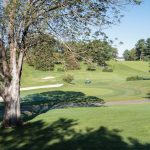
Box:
1, 1, 150, 149
21, 61, 150, 102
1, 104, 150, 149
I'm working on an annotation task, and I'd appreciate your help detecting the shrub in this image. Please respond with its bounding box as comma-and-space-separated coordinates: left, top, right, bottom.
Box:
62, 74, 74, 83
35, 61, 54, 71
86, 65, 96, 71
57, 67, 65, 72
102, 66, 113, 72
126, 76, 143, 81
143, 77, 150, 80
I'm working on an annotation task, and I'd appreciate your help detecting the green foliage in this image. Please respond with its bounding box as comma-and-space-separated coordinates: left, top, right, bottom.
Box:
65, 53, 81, 70
86, 64, 96, 71
123, 49, 136, 61
86, 40, 117, 66
26, 35, 56, 71
102, 66, 113, 72
126, 76, 150, 81
123, 50, 130, 61
27, 48, 54, 71
135, 39, 146, 60
143, 56, 150, 62
124, 37, 150, 61
34, 60, 54, 71
2, 37, 116, 74
126, 76, 144, 81
63, 40, 117, 67
62, 74, 74, 84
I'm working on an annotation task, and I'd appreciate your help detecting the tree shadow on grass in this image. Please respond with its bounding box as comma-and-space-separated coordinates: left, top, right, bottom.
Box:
144, 93, 150, 99
0, 91, 104, 122
21, 91, 104, 122
0, 118, 150, 150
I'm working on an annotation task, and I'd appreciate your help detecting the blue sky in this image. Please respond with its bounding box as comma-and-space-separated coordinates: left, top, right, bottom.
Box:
104, 0, 150, 56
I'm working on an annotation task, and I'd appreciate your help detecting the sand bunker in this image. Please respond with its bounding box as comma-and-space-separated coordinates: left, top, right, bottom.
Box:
42, 76, 55, 80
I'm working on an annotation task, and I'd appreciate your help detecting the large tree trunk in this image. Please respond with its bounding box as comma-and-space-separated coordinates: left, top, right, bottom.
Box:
1, 2, 24, 127
2, 75, 22, 128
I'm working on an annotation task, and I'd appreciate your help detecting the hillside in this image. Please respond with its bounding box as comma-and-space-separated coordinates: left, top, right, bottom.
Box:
21, 61, 150, 101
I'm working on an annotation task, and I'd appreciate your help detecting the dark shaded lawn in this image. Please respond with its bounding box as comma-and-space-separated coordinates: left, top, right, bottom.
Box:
0, 118, 150, 150
0, 91, 104, 122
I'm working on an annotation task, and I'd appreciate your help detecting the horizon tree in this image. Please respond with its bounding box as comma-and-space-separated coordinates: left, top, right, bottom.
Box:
135, 39, 146, 60
0, 0, 141, 127
145, 38, 150, 60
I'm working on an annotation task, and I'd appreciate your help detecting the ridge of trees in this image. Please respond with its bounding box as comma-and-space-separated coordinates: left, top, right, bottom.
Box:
26, 38, 118, 71
123, 38, 150, 61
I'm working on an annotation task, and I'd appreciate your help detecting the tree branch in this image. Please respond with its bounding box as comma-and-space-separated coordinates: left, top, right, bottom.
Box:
18, 49, 25, 77
0, 38, 9, 77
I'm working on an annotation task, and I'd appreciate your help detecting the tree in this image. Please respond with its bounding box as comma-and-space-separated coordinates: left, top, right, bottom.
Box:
123, 49, 137, 61
144, 38, 150, 60
26, 34, 57, 71
129, 48, 137, 61
135, 39, 146, 60
0, 0, 141, 127
86, 40, 117, 66
123, 50, 130, 60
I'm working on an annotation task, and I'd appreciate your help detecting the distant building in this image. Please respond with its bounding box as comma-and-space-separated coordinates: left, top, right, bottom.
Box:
116, 57, 125, 61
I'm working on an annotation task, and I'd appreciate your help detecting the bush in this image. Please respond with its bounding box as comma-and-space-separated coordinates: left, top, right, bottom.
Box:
57, 67, 65, 72
102, 66, 113, 72
62, 74, 74, 83
126, 76, 143, 81
86, 65, 96, 71
35, 61, 54, 71
142, 77, 150, 80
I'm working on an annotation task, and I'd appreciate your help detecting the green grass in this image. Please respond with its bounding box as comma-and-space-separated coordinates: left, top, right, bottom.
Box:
1, 61, 150, 149
1, 104, 150, 149
21, 64, 64, 87
21, 61, 150, 101
33, 104, 150, 143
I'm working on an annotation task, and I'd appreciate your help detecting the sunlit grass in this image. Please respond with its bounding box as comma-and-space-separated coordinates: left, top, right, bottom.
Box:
21, 61, 150, 101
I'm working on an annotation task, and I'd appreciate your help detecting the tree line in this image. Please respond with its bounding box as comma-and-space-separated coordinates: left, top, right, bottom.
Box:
26, 35, 118, 71
123, 38, 150, 61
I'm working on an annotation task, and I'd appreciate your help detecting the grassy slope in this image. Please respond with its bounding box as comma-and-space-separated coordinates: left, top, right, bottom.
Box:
21, 64, 63, 87
1, 62, 150, 149
21, 61, 150, 101
32, 104, 150, 143
1, 104, 150, 149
